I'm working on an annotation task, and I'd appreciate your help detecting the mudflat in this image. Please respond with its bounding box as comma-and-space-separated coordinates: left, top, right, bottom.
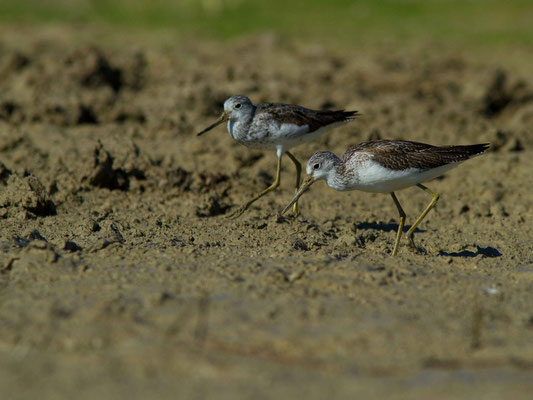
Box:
0, 27, 532, 399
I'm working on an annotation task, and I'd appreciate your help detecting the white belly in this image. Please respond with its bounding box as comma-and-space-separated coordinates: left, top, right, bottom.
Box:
341, 161, 460, 193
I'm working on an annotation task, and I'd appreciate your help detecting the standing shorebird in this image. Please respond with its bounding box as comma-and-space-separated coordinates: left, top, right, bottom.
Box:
280, 140, 489, 255
197, 95, 358, 219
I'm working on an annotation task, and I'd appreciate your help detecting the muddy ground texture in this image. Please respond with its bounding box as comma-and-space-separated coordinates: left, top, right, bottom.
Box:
0, 30, 532, 399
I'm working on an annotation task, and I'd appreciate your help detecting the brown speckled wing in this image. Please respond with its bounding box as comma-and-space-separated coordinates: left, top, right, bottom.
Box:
256, 103, 358, 133
344, 140, 489, 171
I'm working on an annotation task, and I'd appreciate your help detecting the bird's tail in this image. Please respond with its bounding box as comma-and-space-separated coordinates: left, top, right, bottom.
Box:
338, 110, 359, 121
432, 143, 490, 163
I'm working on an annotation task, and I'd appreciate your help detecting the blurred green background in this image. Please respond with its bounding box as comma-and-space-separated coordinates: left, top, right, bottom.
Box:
0, 0, 532, 48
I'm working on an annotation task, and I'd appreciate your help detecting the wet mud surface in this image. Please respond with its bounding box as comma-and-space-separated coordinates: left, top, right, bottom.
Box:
0, 29, 532, 399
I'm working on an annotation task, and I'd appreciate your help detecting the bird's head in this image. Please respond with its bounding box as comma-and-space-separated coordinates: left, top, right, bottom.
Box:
196, 95, 253, 136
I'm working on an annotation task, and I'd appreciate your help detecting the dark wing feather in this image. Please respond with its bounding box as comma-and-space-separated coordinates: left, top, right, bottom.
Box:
256, 103, 358, 133
344, 140, 489, 171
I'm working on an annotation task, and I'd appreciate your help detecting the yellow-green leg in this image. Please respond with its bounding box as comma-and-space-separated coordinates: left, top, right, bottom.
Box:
228, 154, 282, 219
285, 151, 301, 216
390, 192, 406, 256
406, 183, 440, 252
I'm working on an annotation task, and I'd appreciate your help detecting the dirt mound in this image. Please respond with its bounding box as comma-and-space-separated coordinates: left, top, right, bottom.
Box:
482, 69, 533, 117
0, 44, 146, 126
83, 139, 150, 191
0, 163, 56, 218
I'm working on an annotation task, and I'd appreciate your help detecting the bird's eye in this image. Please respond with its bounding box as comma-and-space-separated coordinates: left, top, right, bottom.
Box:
313, 163, 320, 170
234, 103, 242, 109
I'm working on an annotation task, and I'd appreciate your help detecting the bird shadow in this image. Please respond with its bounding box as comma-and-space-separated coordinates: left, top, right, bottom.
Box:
355, 223, 502, 258
356, 221, 425, 234
438, 246, 502, 258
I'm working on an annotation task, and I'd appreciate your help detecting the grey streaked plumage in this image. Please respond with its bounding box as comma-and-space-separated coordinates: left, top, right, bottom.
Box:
197, 95, 358, 152
341, 140, 490, 171
254, 102, 358, 136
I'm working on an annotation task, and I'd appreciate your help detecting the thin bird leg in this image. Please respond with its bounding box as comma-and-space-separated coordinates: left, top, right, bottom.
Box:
406, 183, 440, 252
390, 192, 406, 257
228, 154, 282, 219
285, 151, 301, 216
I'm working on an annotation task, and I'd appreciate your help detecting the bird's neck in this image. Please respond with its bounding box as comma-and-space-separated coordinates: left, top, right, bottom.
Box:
228, 109, 255, 140
325, 158, 347, 191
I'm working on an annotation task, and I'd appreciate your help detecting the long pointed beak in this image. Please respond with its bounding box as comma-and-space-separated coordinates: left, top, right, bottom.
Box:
196, 112, 228, 136
280, 176, 316, 216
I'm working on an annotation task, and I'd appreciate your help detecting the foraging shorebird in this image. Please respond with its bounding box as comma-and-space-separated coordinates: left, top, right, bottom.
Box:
280, 140, 490, 255
197, 95, 358, 218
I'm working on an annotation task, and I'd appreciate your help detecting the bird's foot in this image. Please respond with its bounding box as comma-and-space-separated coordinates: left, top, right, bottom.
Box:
407, 235, 428, 255
226, 205, 249, 220
277, 206, 300, 223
